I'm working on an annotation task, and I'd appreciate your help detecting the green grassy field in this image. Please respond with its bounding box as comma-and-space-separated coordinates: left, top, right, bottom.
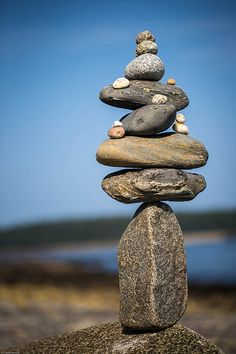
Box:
0, 209, 235, 248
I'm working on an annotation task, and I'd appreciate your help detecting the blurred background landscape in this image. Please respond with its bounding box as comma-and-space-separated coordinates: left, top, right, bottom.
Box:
0, 0, 236, 353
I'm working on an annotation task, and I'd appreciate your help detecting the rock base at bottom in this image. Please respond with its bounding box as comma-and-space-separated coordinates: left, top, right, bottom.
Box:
4, 322, 224, 354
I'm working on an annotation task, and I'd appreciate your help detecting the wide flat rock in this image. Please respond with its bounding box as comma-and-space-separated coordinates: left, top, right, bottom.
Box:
96, 133, 208, 169
4, 322, 224, 354
100, 80, 189, 111
119, 202, 188, 330
102, 168, 206, 203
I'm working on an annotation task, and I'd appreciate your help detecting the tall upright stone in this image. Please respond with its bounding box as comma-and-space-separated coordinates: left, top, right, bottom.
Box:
118, 202, 187, 330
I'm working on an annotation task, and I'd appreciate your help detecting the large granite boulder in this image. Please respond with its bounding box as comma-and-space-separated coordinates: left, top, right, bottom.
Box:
4, 322, 224, 353
100, 80, 189, 111
102, 168, 206, 203
96, 133, 208, 169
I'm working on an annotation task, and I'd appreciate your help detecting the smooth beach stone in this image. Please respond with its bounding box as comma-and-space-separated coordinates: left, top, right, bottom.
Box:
136, 40, 158, 56
176, 113, 185, 123
167, 78, 176, 85
125, 54, 165, 81
118, 202, 188, 330
120, 104, 176, 136
100, 80, 189, 111
107, 126, 125, 139
102, 168, 206, 203
96, 133, 209, 169
112, 120, 124, 127
6, 322, 225, 354
112, 77, 130, 89
173, 122, 189, 135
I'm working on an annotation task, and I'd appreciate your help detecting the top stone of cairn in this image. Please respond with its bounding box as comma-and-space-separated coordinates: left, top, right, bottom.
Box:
136, 30, 155, 44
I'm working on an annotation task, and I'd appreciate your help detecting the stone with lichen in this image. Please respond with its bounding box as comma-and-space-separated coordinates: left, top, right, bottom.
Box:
102, 168, 206, 203
100, 80, 189, 111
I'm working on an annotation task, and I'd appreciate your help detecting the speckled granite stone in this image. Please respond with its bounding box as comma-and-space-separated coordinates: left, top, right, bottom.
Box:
100, 80, 189, 111
120, 104, 176, 136
96, 133, 209, 169
125, 54, 165, 81
118, 202, 188, 330
102, 168, 206, 203
5, 322, 224, 353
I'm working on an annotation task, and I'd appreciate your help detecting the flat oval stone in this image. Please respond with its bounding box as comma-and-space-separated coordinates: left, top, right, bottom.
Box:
112, 77, 130, 89
102, 168, 206, 203
100, 80, 189, 111
120, 104, 176, 136
96, 133, 208, 169
119, 202, 188, 330
125, 54, 165, 81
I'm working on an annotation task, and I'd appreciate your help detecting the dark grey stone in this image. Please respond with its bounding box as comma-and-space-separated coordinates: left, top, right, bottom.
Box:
118, 202, 188, 330
100, 80, 189, 111
121, 104, 176, 135
102, 168, 206, 203
5, 322, 225, 353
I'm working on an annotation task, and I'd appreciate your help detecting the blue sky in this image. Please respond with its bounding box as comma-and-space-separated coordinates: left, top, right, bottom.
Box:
0, 0, 236, 227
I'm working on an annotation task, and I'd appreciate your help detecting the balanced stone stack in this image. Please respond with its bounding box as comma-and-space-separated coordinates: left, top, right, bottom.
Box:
97, 30, 208, 331
6, 30, 225, 354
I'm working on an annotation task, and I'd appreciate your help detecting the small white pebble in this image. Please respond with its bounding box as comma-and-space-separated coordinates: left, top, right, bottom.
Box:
112, 121, 123, 127
173, 122, 189, 135
112, 77, 130, 89
176, 113, 185, 123
152, 94, 167, 104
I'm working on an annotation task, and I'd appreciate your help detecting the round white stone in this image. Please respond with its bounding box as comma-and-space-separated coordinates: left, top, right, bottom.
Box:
152, 94, 168, 104
112, 121, 123, 127
173, 122, 189, 135
112, 77, 130, 89
176, 113, 185, 123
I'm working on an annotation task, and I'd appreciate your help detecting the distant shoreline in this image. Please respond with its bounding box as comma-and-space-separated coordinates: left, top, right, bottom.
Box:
0, 229, 234, 254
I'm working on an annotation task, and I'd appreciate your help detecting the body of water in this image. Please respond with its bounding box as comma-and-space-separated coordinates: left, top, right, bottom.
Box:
0, 237, 236, 285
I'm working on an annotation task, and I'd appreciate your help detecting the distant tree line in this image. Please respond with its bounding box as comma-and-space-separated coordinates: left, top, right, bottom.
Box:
0, 210, 235, 248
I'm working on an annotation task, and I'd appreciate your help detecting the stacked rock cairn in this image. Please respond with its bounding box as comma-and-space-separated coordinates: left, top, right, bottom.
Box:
96, 31, 208, 331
